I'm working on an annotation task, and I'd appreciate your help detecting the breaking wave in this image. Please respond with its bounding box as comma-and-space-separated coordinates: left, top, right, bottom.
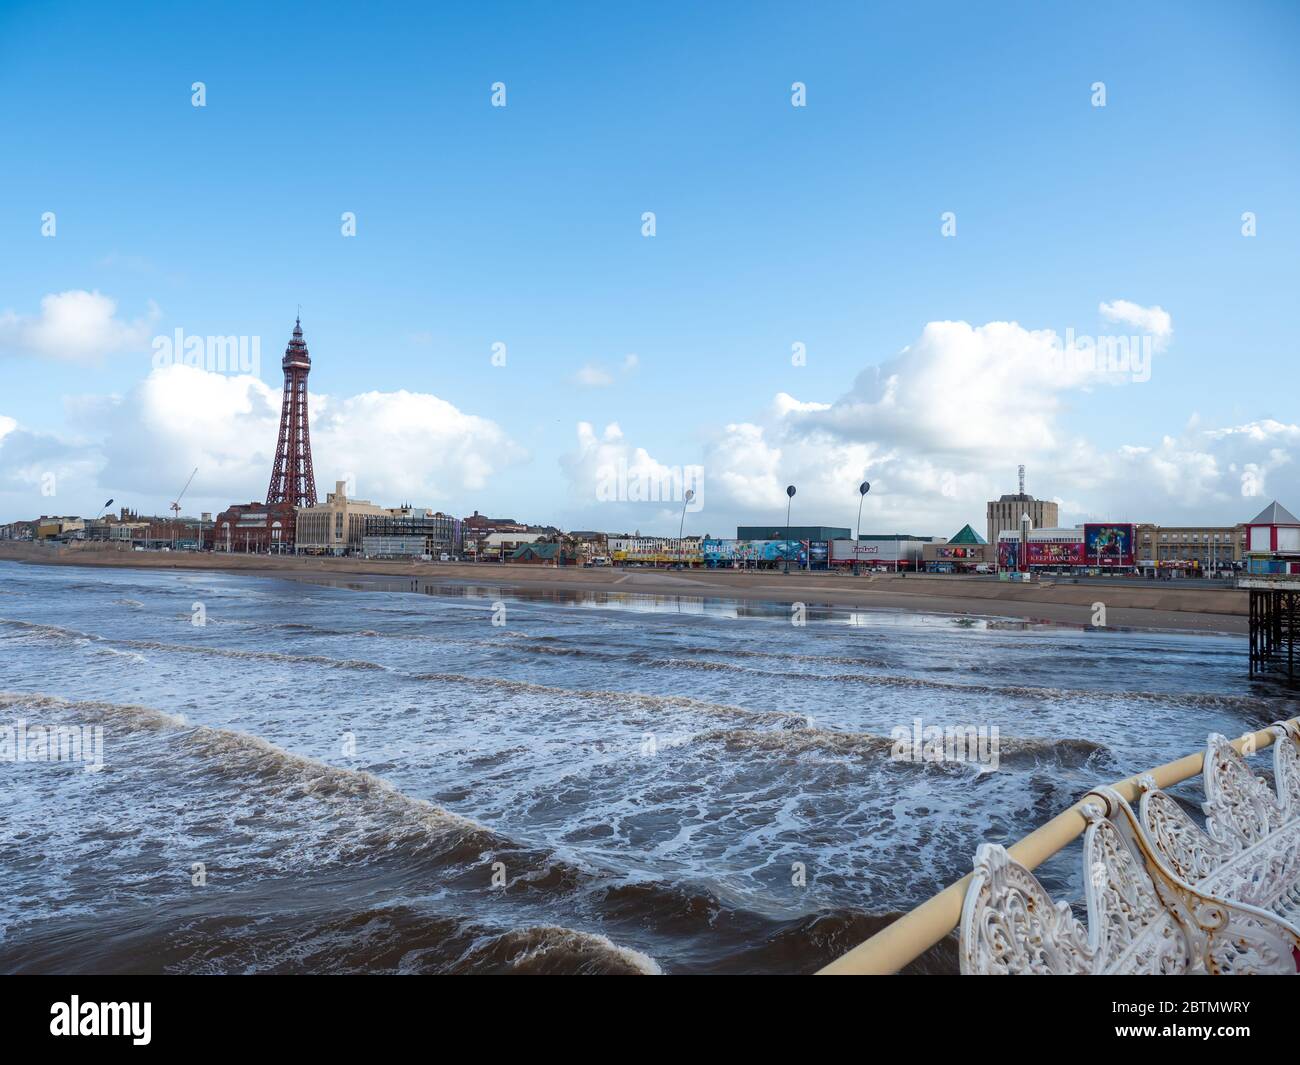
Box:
690, 723, 1115, 771
450, 926, 662, 975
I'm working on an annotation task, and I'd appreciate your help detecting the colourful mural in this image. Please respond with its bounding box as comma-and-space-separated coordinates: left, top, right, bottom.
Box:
701, 539, 807, 564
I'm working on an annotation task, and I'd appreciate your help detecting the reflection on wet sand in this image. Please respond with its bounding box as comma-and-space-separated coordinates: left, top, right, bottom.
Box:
296, 574, 1062, 630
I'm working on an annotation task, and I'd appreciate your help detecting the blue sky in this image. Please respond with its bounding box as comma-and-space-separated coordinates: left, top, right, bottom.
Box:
1, 0, 1297, 533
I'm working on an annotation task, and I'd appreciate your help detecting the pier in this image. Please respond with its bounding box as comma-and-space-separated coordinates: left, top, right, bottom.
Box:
1243, 576, 1300, 683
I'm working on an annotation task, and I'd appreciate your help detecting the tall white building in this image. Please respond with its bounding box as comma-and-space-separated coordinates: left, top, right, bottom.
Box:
986, 467, 1058, 545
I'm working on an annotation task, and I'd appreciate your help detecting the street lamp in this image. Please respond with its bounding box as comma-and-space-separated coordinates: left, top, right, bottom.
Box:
784, 484, 796, 575
854, 480, 871, 576
677, 488, 695, 568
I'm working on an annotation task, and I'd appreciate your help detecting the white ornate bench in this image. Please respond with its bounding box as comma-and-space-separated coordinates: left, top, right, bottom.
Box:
1137, 724, 1300, 928
960, 724, 1300, 975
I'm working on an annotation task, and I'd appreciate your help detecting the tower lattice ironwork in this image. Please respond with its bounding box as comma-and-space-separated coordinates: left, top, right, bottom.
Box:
266, 316, 318, 508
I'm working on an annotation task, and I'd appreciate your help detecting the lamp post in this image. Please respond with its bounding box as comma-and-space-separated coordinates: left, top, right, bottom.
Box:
783, 485, 796, 574
1020, 512, 1031, 578
677, 489, 695, 568
854, 480, 871, 576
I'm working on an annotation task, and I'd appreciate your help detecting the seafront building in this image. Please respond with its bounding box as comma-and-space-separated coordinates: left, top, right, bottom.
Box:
508, 542, 573, 565
833, 534, 937, 570
607, 535, 705, 564
0, 520, 37, 541
210, 501, 298, 553
476, 530, 544, 561
994, 522, 1138, 573
294, 481, 387, 555
565, 530, 610, 564
1135, 522, 1246, 575
462, 512, 528, 536
85, 507, 152, 544
30, 516, 85, 540
5, 318, 1297, 577
1129, 502, 1299, 576
361, 508, 462, 559
736, 525, 850, 542
986, 485, 1058, 547
0, 515, 83, 541
1243, 500, 1300, 575
461, 512, 562, 560
922, 524, 993, 573
87, 510, 205, 549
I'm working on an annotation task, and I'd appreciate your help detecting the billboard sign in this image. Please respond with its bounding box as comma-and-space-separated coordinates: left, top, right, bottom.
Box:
831, 540, 880, 562
1027, 541, 1086, 566
936, 545, 986, 560
1083, 523, 1135, 567
831, 539, 922, 563
701, 539, 806, 564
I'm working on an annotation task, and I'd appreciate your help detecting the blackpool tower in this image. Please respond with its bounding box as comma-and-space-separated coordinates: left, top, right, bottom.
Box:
266, 316, 318, 508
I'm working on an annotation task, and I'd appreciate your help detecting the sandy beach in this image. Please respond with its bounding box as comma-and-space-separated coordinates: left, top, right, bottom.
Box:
0, 541, 1249, 634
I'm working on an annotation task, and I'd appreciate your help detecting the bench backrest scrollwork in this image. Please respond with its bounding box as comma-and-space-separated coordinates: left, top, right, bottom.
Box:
960, 773, 1300, 975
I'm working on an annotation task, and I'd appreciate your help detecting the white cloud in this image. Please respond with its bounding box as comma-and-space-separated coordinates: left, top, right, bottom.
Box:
707, 422, 785, 510
682, 311, 1300, 534
1099, 299, 1172, 344
555, 317, 1191, 535
311, 388, 524, 501
572, 363, 615, 388
0, 290, 158, 362
0, 365, 523, 519
0, 417, 103, 517
794, 320, 1099, 459
8, 303, 1298, 536
572, 354, 640, 388
93, 365, 284, 503
559, 422, 696, 528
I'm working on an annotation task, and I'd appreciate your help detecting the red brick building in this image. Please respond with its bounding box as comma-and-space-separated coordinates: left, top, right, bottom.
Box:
208, 502, 298, 553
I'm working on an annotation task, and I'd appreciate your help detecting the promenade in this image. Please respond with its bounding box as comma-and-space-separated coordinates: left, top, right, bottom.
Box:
0, 541, 1248, 634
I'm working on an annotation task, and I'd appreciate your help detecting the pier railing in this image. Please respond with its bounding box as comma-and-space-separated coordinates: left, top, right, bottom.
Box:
817, 718, 1300, 975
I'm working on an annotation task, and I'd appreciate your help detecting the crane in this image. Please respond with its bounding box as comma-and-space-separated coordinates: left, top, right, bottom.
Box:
169, 468, 198, 550
170, 467, 198, 521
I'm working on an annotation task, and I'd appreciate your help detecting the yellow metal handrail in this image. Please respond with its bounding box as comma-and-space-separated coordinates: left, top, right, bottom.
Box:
817, 717, 1300, 975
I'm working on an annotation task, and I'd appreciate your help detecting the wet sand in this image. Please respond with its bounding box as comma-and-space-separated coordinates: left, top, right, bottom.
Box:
0, 542, 1248, 634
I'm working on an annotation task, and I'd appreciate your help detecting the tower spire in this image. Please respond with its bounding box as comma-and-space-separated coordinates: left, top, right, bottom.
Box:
266, 316, 318, 508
